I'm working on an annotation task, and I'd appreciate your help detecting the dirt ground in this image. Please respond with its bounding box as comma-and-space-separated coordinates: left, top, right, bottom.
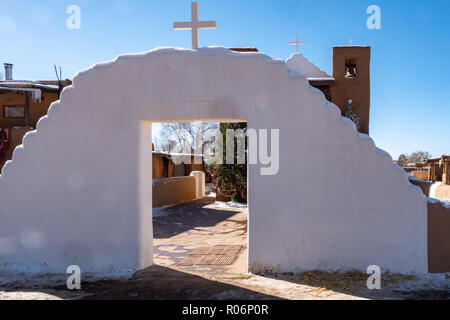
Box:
0, 198, 449, 300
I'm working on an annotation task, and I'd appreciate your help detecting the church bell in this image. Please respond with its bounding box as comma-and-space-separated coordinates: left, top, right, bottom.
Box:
345, 66, 357, 78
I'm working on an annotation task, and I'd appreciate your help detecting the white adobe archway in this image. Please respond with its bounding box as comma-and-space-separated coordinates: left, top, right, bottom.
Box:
0, 48, 427, 275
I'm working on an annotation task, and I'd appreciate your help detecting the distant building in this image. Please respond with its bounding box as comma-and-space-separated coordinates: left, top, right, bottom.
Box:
0, 63, 71, 128
0, 63, 72, 167
152, 144, 205, 179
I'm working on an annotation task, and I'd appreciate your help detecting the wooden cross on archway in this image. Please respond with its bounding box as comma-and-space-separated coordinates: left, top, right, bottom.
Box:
289, 35, 306, 53
173, 2, 217, 49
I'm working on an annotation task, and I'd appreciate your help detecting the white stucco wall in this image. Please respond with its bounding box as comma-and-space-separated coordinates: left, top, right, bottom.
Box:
0, 47, 427, 275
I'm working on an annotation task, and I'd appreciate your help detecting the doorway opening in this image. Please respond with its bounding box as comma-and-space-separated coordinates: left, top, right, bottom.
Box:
151, 120, 249, 274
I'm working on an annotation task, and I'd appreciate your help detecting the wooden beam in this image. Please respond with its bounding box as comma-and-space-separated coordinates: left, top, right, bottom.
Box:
25, 93, 31, 127
228, 47, 259, 52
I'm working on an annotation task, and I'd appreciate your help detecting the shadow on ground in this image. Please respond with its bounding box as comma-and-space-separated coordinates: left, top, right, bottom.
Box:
1, 267, 448, 300
153, 199, 242, 239
262, 270, 450, 300
50, 265, 282, 300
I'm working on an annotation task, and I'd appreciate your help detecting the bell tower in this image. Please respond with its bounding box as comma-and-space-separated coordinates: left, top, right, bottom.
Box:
330, 46, 371, 134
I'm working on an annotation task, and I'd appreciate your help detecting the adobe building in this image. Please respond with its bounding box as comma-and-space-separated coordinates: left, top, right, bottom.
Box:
152, 143, 205, 179
0, 63, 71, 168
0, 64, 71, 128
287, 45, 371, 135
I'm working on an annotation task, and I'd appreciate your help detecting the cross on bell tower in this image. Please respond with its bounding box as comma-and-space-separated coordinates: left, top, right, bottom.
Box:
289, 35, 306, 53
173, 2, 217, 50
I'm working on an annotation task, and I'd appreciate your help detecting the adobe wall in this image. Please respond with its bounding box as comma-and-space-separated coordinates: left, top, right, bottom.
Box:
152, 176, 196, 208
412, 170, 429, 181
153, 154, 203, 179
408, 177, 433, 197
409, 177, 450, 199
152, 154, 169, 179
443, 173, 449, 185
427, 200, 450, 273
435, 184, 450, 199
0, 48, 427, 275
185, 163, 204, 176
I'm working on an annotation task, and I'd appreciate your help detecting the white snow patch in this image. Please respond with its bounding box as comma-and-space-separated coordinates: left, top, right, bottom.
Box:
212, 201, 248, 209
428, 197, 441, 205
152, 206, 175, 217
0, 87, 41, 102
439, 199, 450, 209
428, 197, 450, 209
429, 182, 443, 198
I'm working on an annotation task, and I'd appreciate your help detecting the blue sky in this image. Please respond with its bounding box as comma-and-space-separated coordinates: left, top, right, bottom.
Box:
0, 0, 449, 159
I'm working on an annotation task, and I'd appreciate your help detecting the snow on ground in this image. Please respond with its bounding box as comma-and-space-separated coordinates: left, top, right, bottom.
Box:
212, 201, 248, 209
152, 206, 176, 217
153, 201, 247, 218
439, 199, 450, 209
429, 182, 443, 198
428, 197, 450, 209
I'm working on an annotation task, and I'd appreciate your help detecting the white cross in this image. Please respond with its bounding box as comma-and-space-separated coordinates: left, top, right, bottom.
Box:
173, 2, 217, 50
289, 35, 306, 53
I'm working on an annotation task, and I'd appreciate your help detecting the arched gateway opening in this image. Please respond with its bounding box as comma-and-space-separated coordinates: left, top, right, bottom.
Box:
150, 120, 250, 273
0, 48, 427, 275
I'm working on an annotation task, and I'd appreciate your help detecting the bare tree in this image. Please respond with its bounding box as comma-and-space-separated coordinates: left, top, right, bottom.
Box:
154, 122, 219, 156
408, 151, 432, 163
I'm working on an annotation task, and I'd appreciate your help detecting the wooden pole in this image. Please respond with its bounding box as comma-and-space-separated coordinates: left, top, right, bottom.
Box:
444, 157, 450, 185
25, 93, 31, 127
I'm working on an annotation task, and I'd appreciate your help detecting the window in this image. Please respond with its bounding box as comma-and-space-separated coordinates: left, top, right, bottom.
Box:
3, 105, 25, 118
